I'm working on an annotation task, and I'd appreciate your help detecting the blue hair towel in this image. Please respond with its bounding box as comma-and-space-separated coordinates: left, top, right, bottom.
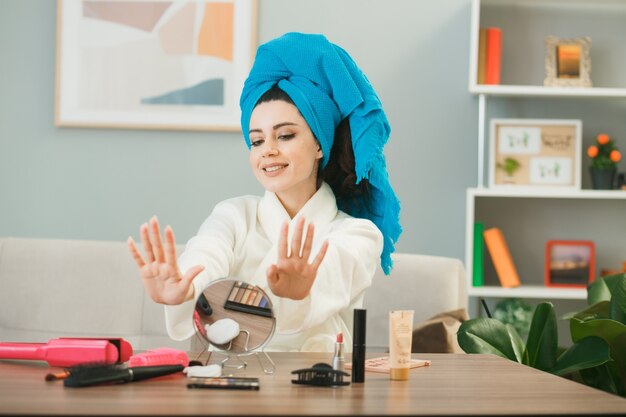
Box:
240, 32, 401, 274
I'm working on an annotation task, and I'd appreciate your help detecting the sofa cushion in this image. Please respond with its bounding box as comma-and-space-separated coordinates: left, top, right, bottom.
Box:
0, 237, 187, 351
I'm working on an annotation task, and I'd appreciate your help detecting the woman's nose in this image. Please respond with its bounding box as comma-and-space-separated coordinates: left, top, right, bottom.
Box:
262, 142, 278, 157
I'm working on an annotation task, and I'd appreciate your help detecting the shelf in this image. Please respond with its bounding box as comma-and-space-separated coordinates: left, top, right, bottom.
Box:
468, 285, 587, 300
465, 0, 625, 309
468, 187, 626, 200
469, 85, 626, 98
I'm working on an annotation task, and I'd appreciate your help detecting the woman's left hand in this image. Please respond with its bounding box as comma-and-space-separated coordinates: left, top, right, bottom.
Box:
266, 217, 329, 300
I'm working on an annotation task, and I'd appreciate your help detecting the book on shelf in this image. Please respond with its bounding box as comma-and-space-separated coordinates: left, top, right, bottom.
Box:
483, 227, 520, 288
476, 28, 487, 84
477, 27, 501, 85
472, 222, 484, 287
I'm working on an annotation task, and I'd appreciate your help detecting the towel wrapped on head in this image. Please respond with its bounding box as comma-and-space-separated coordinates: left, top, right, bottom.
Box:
240, 32, 401, 274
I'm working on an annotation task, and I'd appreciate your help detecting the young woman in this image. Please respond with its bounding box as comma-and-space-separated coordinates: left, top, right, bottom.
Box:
128, 33, 401, 352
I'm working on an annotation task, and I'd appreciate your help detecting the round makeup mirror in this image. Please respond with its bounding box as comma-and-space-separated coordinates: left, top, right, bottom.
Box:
192, 278, 275, 373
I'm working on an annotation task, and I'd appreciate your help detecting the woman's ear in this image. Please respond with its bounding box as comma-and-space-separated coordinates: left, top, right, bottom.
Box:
316, 146, 323, 160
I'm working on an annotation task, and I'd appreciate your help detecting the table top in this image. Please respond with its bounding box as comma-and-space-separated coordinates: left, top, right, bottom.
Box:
1, 352, 625, 416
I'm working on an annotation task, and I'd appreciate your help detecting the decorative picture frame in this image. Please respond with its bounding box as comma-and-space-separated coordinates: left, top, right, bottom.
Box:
544, 36, 592, 88
489, 118, 582, 190
55, 0, 258, 131
545, 240, 595, 288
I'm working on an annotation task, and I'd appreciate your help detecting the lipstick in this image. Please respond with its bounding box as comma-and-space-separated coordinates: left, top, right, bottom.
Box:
331, 332, 345, 372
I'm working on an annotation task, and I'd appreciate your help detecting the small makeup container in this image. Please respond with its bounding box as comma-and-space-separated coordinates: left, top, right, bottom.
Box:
351, 309, 366, 383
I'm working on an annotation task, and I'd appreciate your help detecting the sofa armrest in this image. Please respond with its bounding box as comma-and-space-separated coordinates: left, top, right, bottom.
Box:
363, 253, 467, 352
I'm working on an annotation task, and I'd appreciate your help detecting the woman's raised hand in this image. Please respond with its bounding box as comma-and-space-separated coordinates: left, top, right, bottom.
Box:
266, 217, 329, 300
127, 216, 204, 305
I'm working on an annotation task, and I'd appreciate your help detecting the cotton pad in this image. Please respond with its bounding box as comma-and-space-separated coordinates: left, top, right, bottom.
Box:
183, 364, 222, 378
205, 318, 240, 345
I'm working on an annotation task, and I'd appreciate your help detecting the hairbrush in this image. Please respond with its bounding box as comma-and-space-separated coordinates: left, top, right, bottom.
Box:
63, 362, 184, 388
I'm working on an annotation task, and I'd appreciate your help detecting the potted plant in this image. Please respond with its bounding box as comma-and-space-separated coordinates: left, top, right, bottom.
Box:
457, 273, 626, 397
587, 133, 622, 189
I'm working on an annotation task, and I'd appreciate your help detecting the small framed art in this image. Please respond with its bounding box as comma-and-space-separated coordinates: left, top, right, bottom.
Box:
544, 36, 592, 88
489, 119, 582, 190
545, 240, 595, 288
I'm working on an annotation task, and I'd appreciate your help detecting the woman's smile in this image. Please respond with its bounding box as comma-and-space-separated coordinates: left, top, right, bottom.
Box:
262, 163, 289, 175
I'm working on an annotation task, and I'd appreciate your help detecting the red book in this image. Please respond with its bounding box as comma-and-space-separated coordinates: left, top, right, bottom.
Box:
485, 27, 501, 85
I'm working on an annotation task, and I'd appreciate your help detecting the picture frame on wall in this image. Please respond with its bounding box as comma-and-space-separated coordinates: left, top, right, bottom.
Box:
545, 240, 595, 288
488, 118, 582, 190
543, 35, 592, 88
55, 0, 258, 131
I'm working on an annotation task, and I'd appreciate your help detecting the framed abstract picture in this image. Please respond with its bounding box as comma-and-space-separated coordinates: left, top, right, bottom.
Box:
488, 118, 582, 190
55, 0, 258, 131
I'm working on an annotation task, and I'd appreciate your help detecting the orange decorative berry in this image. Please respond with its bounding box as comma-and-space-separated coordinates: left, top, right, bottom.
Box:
587, 145, 599, 158
597, 133, 610, 145
610, 150, 621, 163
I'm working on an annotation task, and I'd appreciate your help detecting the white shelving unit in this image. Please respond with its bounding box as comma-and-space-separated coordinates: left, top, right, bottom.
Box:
465, 0, 626, 306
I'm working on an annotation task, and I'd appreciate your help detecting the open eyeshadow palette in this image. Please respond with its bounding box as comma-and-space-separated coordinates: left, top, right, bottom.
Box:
223, 281, 273, 318
345, 356, 431, 373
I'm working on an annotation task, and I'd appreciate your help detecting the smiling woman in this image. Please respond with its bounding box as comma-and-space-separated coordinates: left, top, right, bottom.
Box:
127, 32, 402, 352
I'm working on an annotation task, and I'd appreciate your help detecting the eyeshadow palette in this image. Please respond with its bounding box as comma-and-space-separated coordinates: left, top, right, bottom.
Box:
223, 281, 273, 318
345, 356, 431, 374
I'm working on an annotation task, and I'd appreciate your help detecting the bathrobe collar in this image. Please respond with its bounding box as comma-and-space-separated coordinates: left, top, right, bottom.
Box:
258, 182, 338, 244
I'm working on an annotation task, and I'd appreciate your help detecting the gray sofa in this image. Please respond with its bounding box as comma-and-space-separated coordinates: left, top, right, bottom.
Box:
0, 237, 467, 352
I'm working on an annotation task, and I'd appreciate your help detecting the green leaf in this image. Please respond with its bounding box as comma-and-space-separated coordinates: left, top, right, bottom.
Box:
589, 273, 626, 305
457, 318, 522, 362
506, 323, 525, 363
570, 317, 626, 346
588, 277, 612, 305
607, 331, 626, 385
580, 364, 621, 396
524, 302, 557, 371
573, 301, 610, 322
609, 275, 626, 325
550, 336, 612, 376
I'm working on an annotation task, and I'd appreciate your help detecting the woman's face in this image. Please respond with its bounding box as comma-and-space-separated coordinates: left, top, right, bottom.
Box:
248, 100, 322, 198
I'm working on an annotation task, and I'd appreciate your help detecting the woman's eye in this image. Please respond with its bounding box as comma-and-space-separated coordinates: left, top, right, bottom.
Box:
251, 139, 264, 147
278, 133, 295, 141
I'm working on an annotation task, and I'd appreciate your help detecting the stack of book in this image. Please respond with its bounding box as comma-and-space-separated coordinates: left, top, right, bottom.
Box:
473, 223, 521, 288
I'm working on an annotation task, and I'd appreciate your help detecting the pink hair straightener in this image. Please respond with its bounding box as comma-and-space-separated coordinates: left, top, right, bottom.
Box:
0, 337, 133, 367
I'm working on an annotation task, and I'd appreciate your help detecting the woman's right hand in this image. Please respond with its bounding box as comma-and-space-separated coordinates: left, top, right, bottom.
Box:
127, 216, 204, 305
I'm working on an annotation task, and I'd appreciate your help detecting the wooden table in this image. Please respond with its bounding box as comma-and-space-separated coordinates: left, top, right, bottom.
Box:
1, 353, 625, 415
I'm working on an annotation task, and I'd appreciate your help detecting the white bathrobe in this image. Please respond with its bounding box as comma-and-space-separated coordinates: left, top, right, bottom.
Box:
164, 182, 383, 352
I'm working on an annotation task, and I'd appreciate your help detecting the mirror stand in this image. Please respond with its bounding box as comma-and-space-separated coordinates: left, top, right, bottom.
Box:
194, 329, 275, 374
210, 349, 275, 375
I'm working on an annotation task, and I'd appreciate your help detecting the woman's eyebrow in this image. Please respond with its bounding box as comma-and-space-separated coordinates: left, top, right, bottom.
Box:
249, 122, 298, 135
273, 122, 298, 129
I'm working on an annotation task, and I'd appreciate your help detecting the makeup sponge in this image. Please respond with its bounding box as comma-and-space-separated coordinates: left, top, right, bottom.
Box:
205, 318, 240, 345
